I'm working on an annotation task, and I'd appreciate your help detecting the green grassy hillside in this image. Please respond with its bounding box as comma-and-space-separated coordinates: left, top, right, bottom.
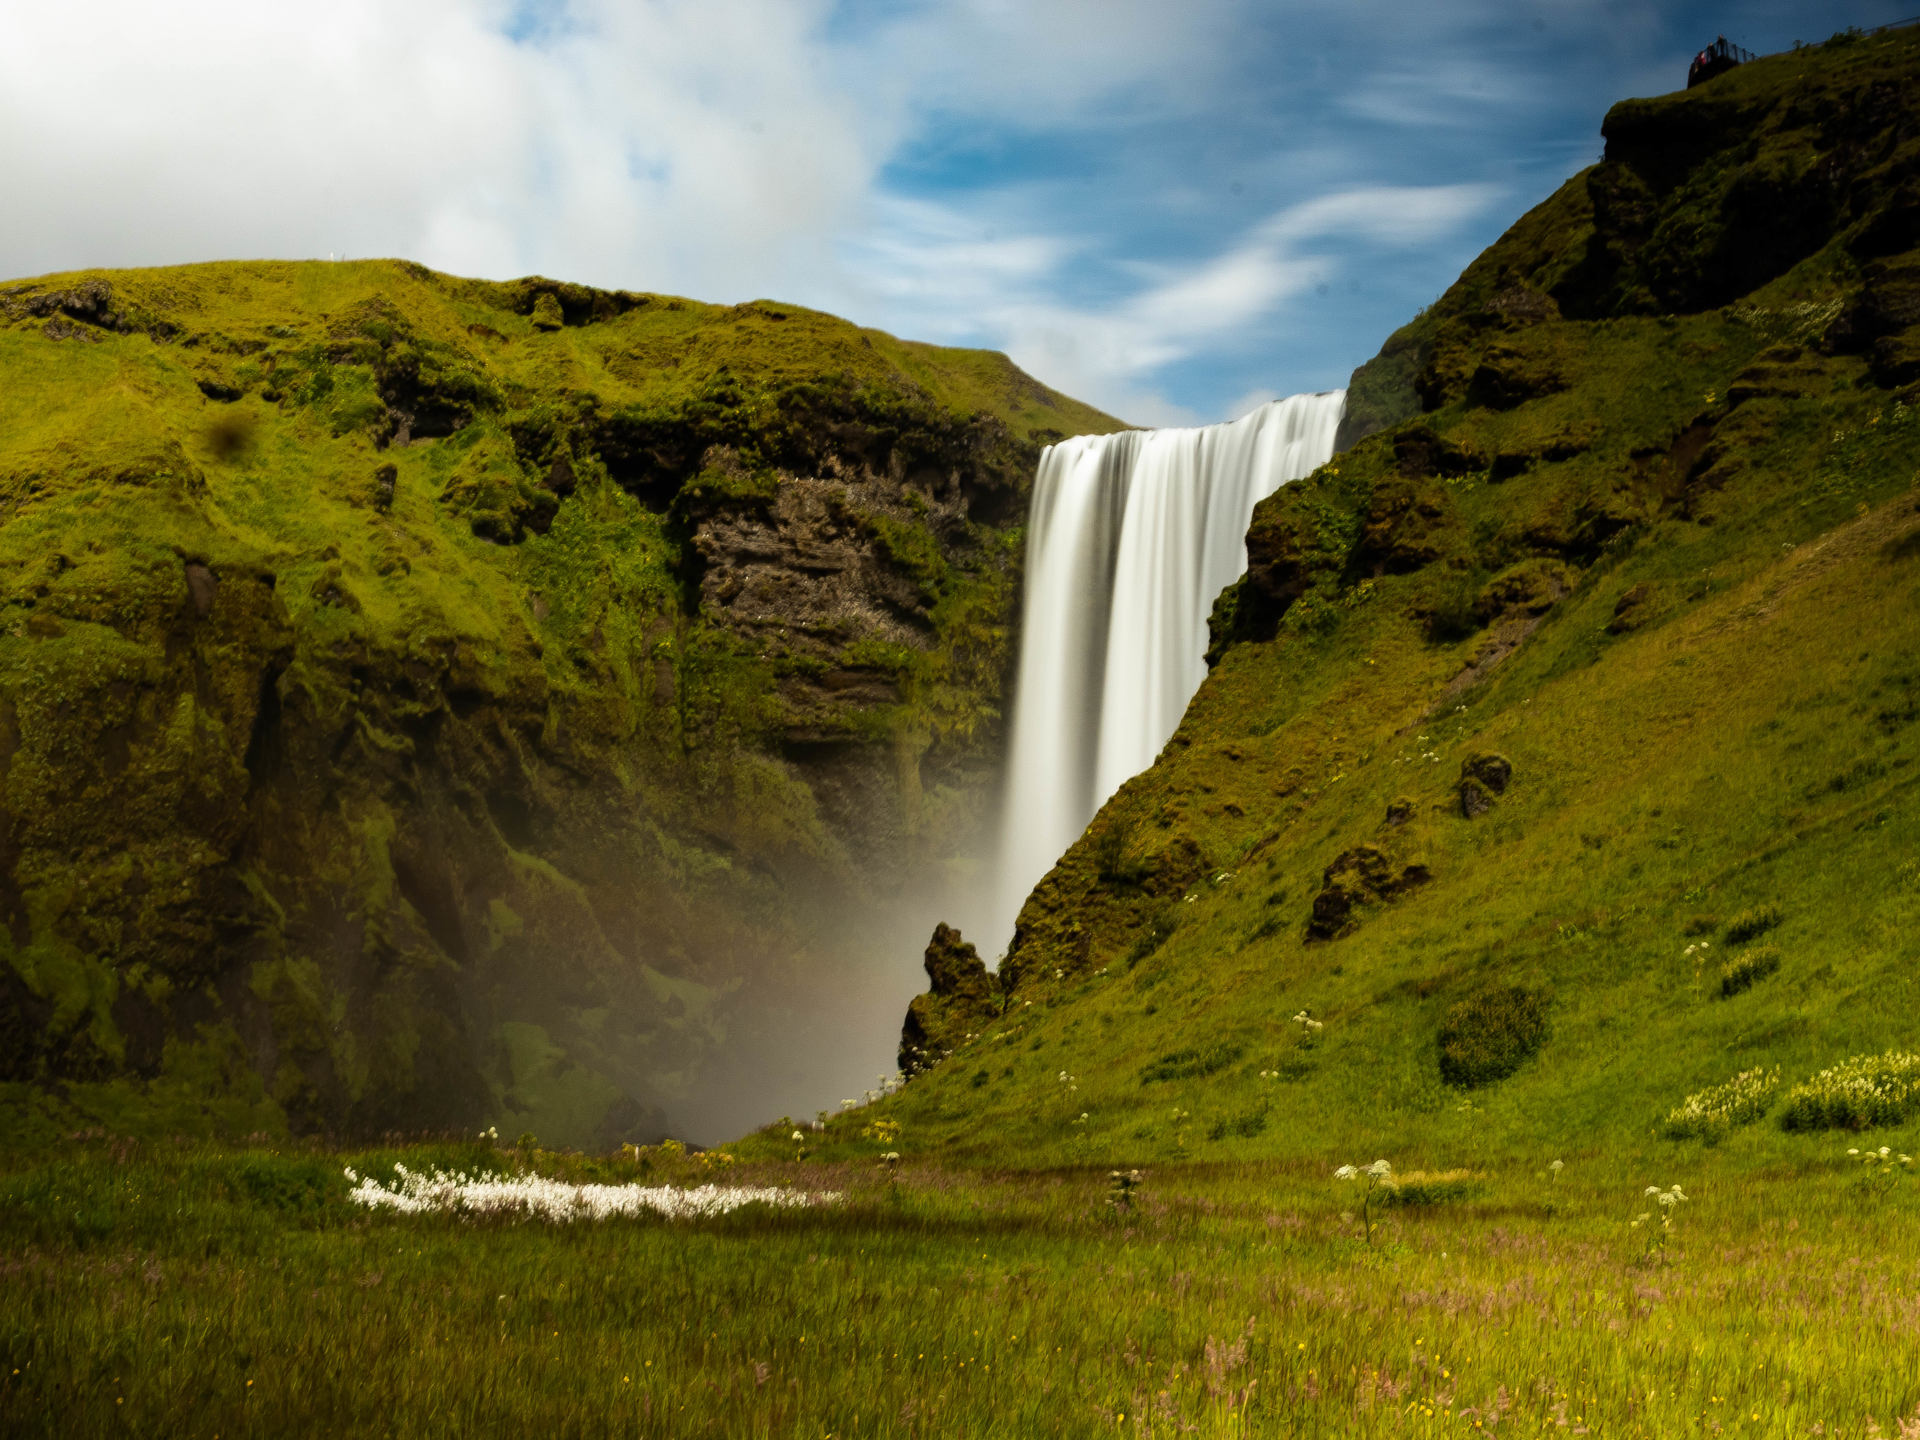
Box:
0, 259, 1122, 1146
870, 26, 1920, 1172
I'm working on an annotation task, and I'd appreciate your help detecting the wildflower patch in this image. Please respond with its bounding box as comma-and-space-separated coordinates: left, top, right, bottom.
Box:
344, 1165, 837, 1222
1779, 1051, 1920, 1131
1663, 1067, 1780, 1139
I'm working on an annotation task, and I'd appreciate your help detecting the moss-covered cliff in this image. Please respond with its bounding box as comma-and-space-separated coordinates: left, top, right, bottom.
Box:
884, 27, 1920, 1164
0, 260, 1122, 1145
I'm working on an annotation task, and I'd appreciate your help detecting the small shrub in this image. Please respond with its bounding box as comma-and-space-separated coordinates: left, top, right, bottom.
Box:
1663, 1067, 1780, 1139
1724, 904, 1783, 944
1780, 1051, 1920, 1131
1206, 1103, 1270, 1141
1384, 1170, 1484, 1207
1126, 908, 1180, 969
1140, 1042, 1243, 1084
1719, 944, 1782, 997
229, 1156, 338, 1214
1090, 821, 1155, 889
1681, 914, 1719, 937
1437, 986, 1550, 1088
1424, 571, 1484, 643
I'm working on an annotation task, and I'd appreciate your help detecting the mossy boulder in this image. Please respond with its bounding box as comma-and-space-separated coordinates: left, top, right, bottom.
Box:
1306, 844, 1432, 941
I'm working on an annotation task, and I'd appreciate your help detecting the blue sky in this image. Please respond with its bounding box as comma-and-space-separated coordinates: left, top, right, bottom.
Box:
0, 1, 1904, 424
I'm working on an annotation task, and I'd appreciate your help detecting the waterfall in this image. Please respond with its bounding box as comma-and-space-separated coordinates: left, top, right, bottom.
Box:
989, 390, 1346, 952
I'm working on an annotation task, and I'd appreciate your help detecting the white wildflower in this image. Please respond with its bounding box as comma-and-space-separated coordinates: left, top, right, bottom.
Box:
345, 1164, 835, 1223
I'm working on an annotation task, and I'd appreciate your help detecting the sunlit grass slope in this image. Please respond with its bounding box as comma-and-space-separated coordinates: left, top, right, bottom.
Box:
0, 258, 1122, 1146
862, 26, 1920, 1172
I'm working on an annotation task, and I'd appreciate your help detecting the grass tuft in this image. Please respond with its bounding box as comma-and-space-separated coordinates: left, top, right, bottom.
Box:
1719, 943, 1782, 998
1724, 904, 1785, 945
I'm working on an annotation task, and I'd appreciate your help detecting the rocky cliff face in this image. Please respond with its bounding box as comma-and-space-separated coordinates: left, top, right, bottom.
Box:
0, 263, 1122, 1145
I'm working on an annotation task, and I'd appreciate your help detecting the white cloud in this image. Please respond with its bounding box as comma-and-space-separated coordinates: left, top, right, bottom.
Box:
0, 0, 871, 302
1262, 184, 1507, 247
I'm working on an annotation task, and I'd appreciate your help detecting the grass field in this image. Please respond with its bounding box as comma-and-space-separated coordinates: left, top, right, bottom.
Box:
4, 1134, 1919, 1438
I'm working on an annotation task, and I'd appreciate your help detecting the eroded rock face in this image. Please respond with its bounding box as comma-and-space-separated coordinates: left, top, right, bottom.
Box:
689, 454, 955, 738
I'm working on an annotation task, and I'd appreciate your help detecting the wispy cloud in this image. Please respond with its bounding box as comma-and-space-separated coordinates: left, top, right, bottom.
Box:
842, 182, 1500, 423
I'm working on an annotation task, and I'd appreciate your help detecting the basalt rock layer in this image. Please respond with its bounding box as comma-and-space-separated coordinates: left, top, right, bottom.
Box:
0, 261, 1121, 1145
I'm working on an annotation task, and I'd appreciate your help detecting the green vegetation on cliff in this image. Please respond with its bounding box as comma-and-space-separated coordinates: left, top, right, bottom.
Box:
0, 260, 1121, 1145
882, 26, 1920, 1172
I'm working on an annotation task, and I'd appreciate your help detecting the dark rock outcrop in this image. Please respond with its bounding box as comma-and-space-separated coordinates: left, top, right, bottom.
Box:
1607, 582, 1658, 632
1457, 754, 1514, 818
899, 924, 1000, 1077
1307, 845, 1432, 940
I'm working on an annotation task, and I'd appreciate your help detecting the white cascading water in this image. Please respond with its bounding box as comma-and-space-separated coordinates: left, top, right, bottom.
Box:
988, 390, 1346, 952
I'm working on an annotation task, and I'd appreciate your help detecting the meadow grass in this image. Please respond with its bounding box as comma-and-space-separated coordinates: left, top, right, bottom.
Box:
4, 1135, 1919, 1438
